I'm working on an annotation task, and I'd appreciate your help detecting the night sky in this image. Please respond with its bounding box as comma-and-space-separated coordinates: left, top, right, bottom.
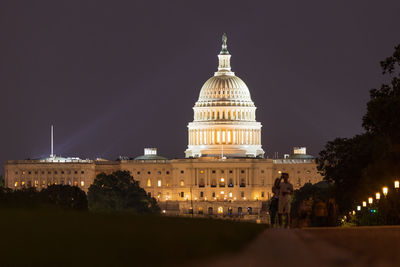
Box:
1, 1, 400, 174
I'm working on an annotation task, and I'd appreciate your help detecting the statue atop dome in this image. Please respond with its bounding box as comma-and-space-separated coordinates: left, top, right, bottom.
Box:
220, 33, 229, 55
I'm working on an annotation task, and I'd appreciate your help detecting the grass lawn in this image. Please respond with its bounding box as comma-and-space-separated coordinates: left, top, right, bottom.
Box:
0, 209, 266, 266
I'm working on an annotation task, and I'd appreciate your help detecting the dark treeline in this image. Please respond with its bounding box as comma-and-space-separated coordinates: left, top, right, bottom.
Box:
0, 171, 160, 214
316, 44, 400, 222
0, 185, 88, 210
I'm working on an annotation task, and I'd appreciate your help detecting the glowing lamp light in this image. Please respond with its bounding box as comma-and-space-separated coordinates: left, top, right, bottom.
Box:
368, 197, 373, 204
383, 187, 389, 197
376, 192, 381, 200
162, 210, 166, 214
357, 205, 361, 211
362, 201, 367, 207
395, 180, 399, 189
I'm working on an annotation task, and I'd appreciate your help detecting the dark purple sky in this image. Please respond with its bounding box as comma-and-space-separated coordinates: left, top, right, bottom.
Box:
1, 1, 400, 173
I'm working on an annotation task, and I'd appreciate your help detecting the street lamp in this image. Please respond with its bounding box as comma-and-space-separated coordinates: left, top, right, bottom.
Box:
368, 197, 373, 205
383, 187, 389, 197
362, 201, 367, 207
376, 192, 381, 200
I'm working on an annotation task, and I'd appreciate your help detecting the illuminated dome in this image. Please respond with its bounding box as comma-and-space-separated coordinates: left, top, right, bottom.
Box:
185, 34, 264, 158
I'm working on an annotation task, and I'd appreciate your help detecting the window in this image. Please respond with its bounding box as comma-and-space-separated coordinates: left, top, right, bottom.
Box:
61, 171, 64, 174
211, 179, 217, 188
228, 207, 233, 216
217, 207, 223, 214
221, 170, 224, 174
15, 171, 18, 175
241, 191, 245, 198
247, 207, 252, 215
147, 179, 151, 187
198, 207, 204, 215
212, 170, 216, 174
212, 192, 215, 197
54, 171, 57, 175
199, 178, 205, 187
200, 191, 204, 198
261, 170, 264, 173
80, 181, 85, 187
297, 178, 301, 186
240, 178, 246, 187
261, 192, 265, 198
81, 171, 84, 174
41, 171, 45, 175
189, 207, 193, 214
228, 179, 233, 187
14, 181, 18, 187
48, 171, 51, 174
28, 171, 31, 175
180, 180, 184, 186
34, 171, 38, 175
229, 170, 233, 174
166, 171, 170, 175
157, 180, 162, 187
261, 179, 264, 186
68, 180, 72, 186
180, 192, 184, 198
180, 170, 184, 174
34, 180, 39, 187
238, 207, 243, 215
229, 192, 232, 198
147, 171, 151, 174
241, 170, 245, 174
208, 207, 213, 215
73, 181, 79, 186
74, 171, 78, 174
200, 170, 204, 174
219, 177, 225, 187
137, 171, 141, 175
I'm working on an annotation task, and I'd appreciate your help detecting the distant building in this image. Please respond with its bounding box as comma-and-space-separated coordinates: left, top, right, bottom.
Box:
4, 35, 322, 221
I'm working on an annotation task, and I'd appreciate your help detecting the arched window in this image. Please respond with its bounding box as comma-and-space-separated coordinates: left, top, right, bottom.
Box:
240, 178, 246, 187
199, 178, 205, 188
208, 207, 213, 215
219, 177, 225, 187
228, 207, 233, 216
211, 179, 217, 188
157, 179, 162, 187
147, 178, 152, 187
198, 207, 204, 215
228, 178, 234, 187
238, 207, 243, 215
180, 180, 185, 186
217, 207, 223, 214
247, 207, 252, 215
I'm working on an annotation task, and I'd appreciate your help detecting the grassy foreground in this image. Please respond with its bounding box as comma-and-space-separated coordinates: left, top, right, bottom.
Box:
0, 209, 265, 266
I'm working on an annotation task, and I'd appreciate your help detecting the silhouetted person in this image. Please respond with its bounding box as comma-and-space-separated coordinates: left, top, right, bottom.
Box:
269, 177, 281, 227
278, 173, 293, 228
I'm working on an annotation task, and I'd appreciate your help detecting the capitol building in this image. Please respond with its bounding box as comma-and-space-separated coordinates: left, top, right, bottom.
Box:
4, 34, 322, 221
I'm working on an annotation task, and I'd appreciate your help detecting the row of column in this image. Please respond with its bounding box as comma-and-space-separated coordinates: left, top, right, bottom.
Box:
194, 109, 255, 121
189, 128, 261, 146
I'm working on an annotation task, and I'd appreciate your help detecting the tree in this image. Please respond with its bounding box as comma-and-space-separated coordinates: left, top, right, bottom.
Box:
318, 44, 400, 215
40, 184, 88, 210
87, 171, 160, 214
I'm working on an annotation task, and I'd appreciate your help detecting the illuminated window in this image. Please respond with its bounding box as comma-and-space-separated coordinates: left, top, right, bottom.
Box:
80, 181, 85, 187
198, 207, 203, 215
200, 170, 204, 174
21, 181, 25, 186
180, 180, 184, 186
218, 207, 223, 214
73, 181, 78, 186
261, 192, 265, 198
22, 171, 25, 175
229, 192, 233, 198
147, 179, 152, 187
14, 181, 18, 187
68, 180, 72, 186
34, 180, 39, 187
157, 180, 162, 187
220, 191, 224, 195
